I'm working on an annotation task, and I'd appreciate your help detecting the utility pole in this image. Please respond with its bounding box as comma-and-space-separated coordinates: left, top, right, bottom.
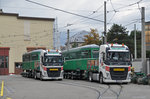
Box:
134, 24, 137, 59
141, 7, 147, 74
104, 1, 107, 44
55, 17, 60, 50
67, 29, 70, 52
53, 17, 60, 50
53, 20, 56, 49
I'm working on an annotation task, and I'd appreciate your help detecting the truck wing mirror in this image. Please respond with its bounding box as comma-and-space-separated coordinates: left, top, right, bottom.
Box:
41, 56, 44, 63
102, 53, 105, 61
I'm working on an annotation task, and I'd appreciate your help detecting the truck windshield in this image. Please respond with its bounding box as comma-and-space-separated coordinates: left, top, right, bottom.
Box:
106, 52, 130, 62
43, 56, 63, 66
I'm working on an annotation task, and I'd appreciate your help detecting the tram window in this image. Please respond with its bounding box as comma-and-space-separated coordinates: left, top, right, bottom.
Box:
24, 54, 30, 61
81, 50, 90, 58
70, 52, 77, 59
31, 54, 38, 60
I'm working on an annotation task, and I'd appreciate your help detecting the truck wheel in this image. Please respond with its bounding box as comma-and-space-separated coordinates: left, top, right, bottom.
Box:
40, 74, 43, 81
71, 75, 74, 80
148, 79, 150, 85
27, 74, 29, 78
71, 71, 74, 80
34, 72, 37, 79
99, 73, 104, 84
88, 72, 93, 82
63, 74, 66, 79
58, 79, 63, 81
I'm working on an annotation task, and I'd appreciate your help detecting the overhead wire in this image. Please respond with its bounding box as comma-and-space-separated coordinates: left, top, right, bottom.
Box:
58, 13, 104, 31
108, 12, 116, 24
58, 3, 104, 30
59, 0, 148, 36
124, 19, 140, 26
110, 0, 117, 13
25, 0, 106, 34
2, 0, 150, 47
107, 0, 117, 24
106, 0, 149, 27
25, 0, 104, 23
25, 0, 150, 32
108, 0, 143, 13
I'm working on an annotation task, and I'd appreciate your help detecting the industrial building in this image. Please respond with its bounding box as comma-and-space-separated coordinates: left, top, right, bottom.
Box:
145, 21, 150, 50
0, 11, 54, 75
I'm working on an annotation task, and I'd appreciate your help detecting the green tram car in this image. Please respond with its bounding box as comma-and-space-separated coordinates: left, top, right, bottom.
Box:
62, 44, 99, 79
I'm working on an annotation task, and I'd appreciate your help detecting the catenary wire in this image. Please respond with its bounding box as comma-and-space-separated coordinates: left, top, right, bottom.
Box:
25, 0, 104, 23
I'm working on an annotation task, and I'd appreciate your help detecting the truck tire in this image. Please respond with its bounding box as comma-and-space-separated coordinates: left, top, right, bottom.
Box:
40, 73, 43, 81
71, 72, 74, 80
58, 79, 63, 81
148, 79, 150, 85
34, 72, 37, 80
71, 75, 74, 80
88, 72, 93, 82
99, 73, 104, 84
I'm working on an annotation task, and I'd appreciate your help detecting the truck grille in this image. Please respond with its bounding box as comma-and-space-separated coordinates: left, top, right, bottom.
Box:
47, 68, 61, 77
110, 67, 128, 80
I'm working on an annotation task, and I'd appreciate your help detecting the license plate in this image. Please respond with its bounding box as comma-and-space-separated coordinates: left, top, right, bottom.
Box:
116, 80, 122, 83
113, 68, 125, 71
50, 69, 58, 71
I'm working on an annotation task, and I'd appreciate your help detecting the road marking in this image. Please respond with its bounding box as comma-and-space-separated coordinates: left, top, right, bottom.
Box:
0, 80, 4, 96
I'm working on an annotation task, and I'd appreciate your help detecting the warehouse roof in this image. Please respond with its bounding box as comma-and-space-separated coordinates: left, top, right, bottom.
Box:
0, 10, 55, 21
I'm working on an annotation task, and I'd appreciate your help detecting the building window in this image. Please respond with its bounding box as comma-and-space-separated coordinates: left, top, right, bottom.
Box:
0, 56, 8, 68
145, 25, 148, 30
24, 20, 30, 41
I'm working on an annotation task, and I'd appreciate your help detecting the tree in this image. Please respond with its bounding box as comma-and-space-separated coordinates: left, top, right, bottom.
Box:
83, 29, 102, 45
106, 23, 150, 58
129, 30, 141, 58
107, 24, 129, 44
130, 30, 150, 58
72, 42, 78, 48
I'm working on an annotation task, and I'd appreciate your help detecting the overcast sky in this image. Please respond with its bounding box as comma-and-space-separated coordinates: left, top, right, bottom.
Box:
0, 0, 150, 45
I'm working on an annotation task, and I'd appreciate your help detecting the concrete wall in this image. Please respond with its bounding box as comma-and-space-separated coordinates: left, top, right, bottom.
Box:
0, 13, 54, 73
132, 58, 150, 75
132, 59, 142, 72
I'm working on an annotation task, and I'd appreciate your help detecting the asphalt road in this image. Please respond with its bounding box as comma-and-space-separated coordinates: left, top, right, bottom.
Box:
0, 75, 150, 99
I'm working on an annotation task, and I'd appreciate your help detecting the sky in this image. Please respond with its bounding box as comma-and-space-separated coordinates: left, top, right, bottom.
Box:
0, 0, 150, 46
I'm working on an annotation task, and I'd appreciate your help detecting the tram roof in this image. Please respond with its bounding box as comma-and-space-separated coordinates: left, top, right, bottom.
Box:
63, 44, 99, 53
23, 49, 45, 55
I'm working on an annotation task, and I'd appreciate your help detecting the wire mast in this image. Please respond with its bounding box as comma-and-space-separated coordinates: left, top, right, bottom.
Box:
53, 17, 60, 50
104, 1, 107, 44
141, 7, 147, 74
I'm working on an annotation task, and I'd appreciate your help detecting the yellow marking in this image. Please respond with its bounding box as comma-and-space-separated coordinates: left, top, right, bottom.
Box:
113, 68, 125, 71
1, 80, 4, 96
50, 69, 58, 71
6, 97, 12, 99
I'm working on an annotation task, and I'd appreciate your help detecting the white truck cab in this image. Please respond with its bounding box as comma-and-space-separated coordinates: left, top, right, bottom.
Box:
98, 43, 131, 83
